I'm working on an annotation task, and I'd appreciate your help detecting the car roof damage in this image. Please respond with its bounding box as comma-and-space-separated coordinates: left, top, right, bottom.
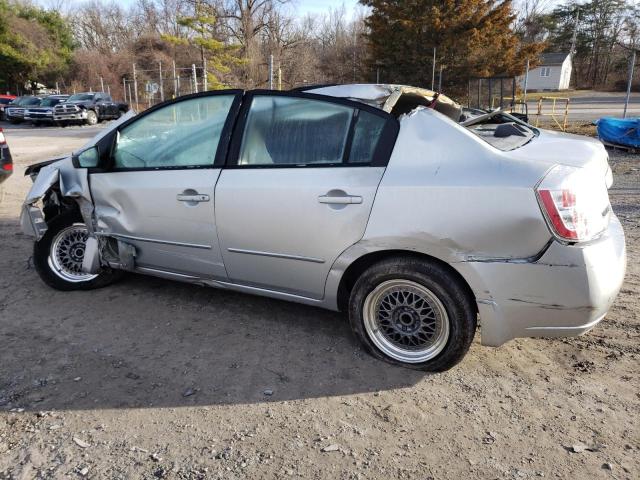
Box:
309, 84, 536, 151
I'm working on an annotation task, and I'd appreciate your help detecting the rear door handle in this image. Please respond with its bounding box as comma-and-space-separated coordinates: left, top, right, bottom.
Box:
177, 193, 210, 203
318, 194, 363, 205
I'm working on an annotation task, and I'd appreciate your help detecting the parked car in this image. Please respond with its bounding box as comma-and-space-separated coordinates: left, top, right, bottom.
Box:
0, 94, 17, 121
53, 92, 128, 125
24, 95, 70, 125
19, 84, 626, 371
0, 128, 12, 201
5, 96, 43, 124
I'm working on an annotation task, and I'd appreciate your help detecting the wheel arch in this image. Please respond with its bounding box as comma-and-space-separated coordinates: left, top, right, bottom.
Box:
334, 248, 477, 314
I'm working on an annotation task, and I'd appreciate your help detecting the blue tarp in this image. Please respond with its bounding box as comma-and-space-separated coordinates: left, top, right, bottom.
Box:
597, 117, 640, 148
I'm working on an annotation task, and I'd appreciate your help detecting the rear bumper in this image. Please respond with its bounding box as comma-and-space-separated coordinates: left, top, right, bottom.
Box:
462, 215, 626, 346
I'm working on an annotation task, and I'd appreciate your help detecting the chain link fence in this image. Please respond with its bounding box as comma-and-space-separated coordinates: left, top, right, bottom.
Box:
122, 63, 208, 111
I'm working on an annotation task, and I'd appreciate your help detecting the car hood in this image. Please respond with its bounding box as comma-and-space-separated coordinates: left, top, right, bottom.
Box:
509, 128, 610, 177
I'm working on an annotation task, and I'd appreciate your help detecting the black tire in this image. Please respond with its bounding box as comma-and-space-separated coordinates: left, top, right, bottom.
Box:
348, 257, 476, 372
33, 210, 123, 291
85, 110, 98, 125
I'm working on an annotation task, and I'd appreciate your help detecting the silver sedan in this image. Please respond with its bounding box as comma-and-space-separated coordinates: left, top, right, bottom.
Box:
20, 84, 626, 371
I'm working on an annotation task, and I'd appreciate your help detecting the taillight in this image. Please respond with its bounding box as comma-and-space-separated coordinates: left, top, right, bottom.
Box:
2, 163, 12, 172
536, 165, 611, 242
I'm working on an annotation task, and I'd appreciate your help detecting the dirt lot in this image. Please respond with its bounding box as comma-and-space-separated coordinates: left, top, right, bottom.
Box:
0, 125, 639, 479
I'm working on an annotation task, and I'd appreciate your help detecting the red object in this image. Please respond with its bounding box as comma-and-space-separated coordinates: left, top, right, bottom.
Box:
2, 163, 12, 172
538, 189, 578, 240
0, 94, 16, 100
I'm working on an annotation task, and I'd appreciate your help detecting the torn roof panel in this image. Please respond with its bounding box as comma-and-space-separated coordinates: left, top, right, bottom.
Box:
307, 84, 462, 122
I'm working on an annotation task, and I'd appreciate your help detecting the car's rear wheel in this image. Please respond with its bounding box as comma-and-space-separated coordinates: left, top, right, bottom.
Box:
33, 210, 123, 291
349, 257, 476, 371
85, 110, 98, 125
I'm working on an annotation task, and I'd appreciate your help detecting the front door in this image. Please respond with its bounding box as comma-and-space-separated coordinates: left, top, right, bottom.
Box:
215, 92, 398, 299
89, 91, 241, 279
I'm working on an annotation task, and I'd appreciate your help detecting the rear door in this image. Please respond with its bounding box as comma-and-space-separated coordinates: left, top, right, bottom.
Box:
89, 91, 242, 279
215, 91, 399, 299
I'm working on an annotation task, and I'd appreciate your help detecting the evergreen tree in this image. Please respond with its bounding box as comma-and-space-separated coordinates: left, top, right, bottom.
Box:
162, 1, 243, 90
0, 0, 74, 92
359, 0, 544, 95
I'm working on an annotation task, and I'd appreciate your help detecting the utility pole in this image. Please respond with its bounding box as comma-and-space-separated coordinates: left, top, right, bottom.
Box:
100, 77, 104, 92
122, 78, 127, 103
159, 62, 164, 102
278, 66, 282, 91
132, 63, 139, 109
431, 47, 436, 90
353, 27, 357, 82
172, 60, 178, 98
522, 58, 530, 104
569, 10, 580, 89
624, 48, 636, 119
269, 54, 274, 89
570, 10, 580, 56
192, 64, 198, 93
438, 65, 443, 91
203, 57, 208, 91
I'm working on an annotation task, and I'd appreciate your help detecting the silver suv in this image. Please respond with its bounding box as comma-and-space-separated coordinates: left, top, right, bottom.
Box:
20, 85, 626, 371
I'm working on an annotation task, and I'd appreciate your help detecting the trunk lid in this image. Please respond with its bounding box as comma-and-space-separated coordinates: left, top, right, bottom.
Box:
510, 129, 610, 181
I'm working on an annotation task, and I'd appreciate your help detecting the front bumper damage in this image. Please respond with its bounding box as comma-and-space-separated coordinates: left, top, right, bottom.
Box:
21, 162, 138, 275
21, 110, 136, 242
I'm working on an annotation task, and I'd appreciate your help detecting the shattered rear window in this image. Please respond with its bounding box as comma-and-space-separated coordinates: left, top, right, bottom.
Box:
463, 112, 537, 151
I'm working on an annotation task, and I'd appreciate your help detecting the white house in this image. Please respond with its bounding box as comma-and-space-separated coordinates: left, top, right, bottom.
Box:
520, 52, 572, 91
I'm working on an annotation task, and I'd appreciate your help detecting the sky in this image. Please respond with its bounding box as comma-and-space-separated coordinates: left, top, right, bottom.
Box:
36, 0, 362, 16
292, 0, 361, 17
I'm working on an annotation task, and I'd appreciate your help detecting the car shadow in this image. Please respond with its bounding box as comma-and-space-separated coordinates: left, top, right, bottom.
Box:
0, 241, 426, 412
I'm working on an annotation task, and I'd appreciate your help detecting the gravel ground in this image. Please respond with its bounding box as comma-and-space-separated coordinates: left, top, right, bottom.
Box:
0, 125, 638, 479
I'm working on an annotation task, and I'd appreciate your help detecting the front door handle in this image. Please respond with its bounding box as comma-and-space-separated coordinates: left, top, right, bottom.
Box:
177, 193, 210, 203
318, 194, 363, 205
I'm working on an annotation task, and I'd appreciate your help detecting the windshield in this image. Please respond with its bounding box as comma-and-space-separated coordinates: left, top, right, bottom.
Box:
40, 97, 65, 107
67, 94, 94, 102
21, 97, 42, 106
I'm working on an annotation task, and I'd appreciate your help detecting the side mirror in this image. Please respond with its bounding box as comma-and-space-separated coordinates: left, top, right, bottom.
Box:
74, 146, 100, 168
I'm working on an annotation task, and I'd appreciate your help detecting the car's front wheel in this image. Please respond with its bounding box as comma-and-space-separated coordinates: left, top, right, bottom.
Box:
349, 257, 476, 371
85, 110, 98, 125
33, 210, 123, 291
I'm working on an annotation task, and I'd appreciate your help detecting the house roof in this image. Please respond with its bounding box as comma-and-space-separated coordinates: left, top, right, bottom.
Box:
540, 52, 570, 66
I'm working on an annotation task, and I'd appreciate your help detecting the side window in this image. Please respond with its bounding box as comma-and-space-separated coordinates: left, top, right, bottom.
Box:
348, 110, 387, 164
113, 94, 236, 169
238, 96, 353, 166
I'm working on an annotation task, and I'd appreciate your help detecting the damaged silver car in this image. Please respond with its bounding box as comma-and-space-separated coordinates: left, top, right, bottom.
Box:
21, 85, 626, 371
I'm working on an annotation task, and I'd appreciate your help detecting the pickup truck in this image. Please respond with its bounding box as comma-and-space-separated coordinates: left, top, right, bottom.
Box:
5, 96, 43, 124
24, 95, 69, 125
53, 92, 128, 125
